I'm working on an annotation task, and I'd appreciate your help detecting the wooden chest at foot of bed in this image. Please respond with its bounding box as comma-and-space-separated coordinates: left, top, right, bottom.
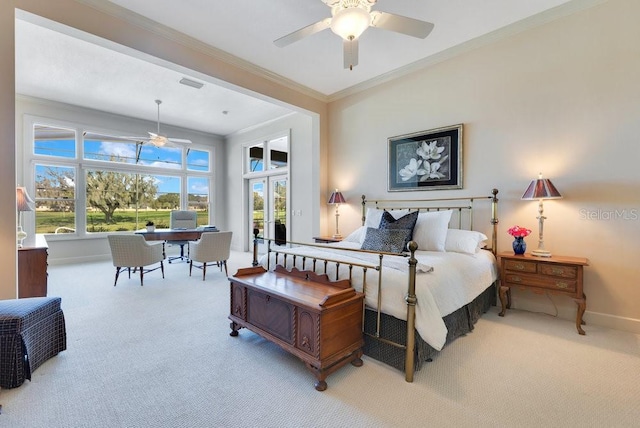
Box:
229, 265, 364, 391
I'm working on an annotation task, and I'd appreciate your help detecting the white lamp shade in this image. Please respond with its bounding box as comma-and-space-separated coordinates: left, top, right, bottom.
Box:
17, 187, 35, 212
330, 7, 370, 40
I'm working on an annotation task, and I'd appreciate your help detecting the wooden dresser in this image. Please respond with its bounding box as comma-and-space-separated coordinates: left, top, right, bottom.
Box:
18, 234, 49, 298
229, 265, 364, 391
498, 252, 589, 334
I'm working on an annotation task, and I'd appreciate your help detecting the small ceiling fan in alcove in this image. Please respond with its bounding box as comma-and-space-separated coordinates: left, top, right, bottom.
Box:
119, 99, 192, 162
274, 0, 434, 70
125, 99, 193, 148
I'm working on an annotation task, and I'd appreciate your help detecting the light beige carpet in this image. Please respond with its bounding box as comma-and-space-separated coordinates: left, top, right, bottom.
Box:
1, 250, 639, 427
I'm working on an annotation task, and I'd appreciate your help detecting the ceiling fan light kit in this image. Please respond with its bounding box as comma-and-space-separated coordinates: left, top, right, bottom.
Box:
330, 4, 370, 40
274, 0, 434, 70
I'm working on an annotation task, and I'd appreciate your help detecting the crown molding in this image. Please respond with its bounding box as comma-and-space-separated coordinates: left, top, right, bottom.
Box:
75, 0, 329, 103
327, 0, 610, 102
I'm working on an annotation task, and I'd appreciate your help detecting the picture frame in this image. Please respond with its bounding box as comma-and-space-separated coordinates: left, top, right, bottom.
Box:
387, 124, 463, 192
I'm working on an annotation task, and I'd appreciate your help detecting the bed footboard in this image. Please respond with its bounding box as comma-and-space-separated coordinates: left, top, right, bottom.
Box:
250, 188, 499, 383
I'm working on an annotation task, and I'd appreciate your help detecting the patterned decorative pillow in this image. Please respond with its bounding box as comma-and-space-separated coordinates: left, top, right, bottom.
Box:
378, 210, 419, 249
361, 227, 411, 253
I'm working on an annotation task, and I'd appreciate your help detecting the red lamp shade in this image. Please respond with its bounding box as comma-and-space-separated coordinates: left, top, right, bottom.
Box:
521, 175, 562, 200
328, 190, 346, 205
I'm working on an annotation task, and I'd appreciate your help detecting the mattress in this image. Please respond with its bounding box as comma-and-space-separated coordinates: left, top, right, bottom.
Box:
259, 242, 497, 351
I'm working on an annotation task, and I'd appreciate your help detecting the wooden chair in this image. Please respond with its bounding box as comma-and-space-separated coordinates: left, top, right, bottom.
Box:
107, 234, 165, 286
189, 231, 233, 280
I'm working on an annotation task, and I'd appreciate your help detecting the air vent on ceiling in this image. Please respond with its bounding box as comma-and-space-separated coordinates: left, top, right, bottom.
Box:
179, 77, 204, 89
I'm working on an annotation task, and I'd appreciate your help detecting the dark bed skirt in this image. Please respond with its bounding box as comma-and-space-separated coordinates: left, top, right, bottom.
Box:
363, 282, 496, 372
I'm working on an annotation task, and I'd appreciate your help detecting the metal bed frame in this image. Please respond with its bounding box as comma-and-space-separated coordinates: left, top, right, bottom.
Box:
252, 189, 499, 382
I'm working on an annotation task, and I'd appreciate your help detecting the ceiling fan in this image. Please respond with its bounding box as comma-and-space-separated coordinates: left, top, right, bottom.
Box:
124, 99, 192, 148
274, 0, 434, 70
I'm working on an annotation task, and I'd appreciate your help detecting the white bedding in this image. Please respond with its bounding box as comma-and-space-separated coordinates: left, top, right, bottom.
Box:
259, 242, 498, 351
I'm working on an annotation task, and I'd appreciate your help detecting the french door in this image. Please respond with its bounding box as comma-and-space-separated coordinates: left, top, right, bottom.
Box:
248, 174, 288, 252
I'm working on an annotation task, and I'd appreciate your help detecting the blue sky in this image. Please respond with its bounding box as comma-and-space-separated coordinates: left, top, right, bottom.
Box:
35, 137, 210, 196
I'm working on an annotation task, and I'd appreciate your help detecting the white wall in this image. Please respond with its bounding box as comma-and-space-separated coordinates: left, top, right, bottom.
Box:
225, 112, 318, 252
15, 96, 225, 264
327, 0, 640, 333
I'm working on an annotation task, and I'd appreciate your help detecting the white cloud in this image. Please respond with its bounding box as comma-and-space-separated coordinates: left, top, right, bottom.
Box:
100, 142, 137, 160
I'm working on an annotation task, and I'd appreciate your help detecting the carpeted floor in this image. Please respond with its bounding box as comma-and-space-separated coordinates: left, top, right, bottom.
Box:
1, 250, 639, 427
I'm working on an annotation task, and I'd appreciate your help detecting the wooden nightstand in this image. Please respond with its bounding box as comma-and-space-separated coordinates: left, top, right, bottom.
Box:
18, 234, 49, 298
313, 236, 342, 243
498, 252, 589, 335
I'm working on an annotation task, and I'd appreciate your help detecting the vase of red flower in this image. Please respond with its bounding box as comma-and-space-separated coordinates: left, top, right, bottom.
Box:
507, 225, 531, 255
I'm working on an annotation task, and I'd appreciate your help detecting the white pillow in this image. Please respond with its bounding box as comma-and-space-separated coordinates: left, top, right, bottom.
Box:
364, 208, 409, 229
411, 210, 453, 252
445, 229, 489, 254
343, 226, 367, 244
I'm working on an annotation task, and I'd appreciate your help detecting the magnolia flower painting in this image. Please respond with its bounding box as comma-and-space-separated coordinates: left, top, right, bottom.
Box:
398, 139, 449, 182
388, 124, 463, 191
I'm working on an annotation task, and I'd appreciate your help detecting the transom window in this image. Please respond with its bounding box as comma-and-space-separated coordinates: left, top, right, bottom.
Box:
245, 135, 288, 174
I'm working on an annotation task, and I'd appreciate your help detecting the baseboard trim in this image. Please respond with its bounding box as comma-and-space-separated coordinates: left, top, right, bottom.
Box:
510, 293, 640, 335
584, 311, 640, 335
49, 254, 111, 266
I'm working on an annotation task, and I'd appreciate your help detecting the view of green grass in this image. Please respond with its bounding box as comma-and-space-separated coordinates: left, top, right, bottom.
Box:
36, 210, 209, 234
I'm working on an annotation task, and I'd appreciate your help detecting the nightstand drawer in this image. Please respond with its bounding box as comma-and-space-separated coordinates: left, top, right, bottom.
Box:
504, 273, 577, 292
504, 259, 537, 273
539, 264, 577, 279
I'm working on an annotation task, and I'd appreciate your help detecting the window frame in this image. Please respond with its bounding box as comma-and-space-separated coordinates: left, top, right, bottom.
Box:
242, 130, 290, 178
24, 115, 214, 241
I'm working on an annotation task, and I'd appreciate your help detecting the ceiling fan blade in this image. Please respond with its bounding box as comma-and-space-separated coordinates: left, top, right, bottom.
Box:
274, 18, 331, 47
114, 136, 150, 143
167, 138, 192, 145
343, 38, 359, 70
370, 11, 434, 39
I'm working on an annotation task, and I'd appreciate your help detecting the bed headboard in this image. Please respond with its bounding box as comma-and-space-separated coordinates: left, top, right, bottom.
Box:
361, 189, 499, 255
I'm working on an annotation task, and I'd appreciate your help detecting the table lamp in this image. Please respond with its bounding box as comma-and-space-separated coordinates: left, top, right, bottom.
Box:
328, 189, 346, 239
17, 186, 35, 247
521, 173, 562, 257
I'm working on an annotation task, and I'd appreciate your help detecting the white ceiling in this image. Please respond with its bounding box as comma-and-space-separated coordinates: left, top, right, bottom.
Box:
15, 0, 595, 137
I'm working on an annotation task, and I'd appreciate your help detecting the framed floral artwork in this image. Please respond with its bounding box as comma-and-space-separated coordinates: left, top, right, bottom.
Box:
387, 124, 463, 191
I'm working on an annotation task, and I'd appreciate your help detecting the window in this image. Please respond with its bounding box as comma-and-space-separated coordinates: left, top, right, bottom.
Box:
269, 136, 288, 170
188, 176, 209, 213
247, 142, 265, 173
34, 125, 76, 158
34, 164, 76, 234
244, 135, 288, 174
187, 149, 210, 172
26, 117, 213, 237
83, 131, 185, 168
85, 170, 181, 232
